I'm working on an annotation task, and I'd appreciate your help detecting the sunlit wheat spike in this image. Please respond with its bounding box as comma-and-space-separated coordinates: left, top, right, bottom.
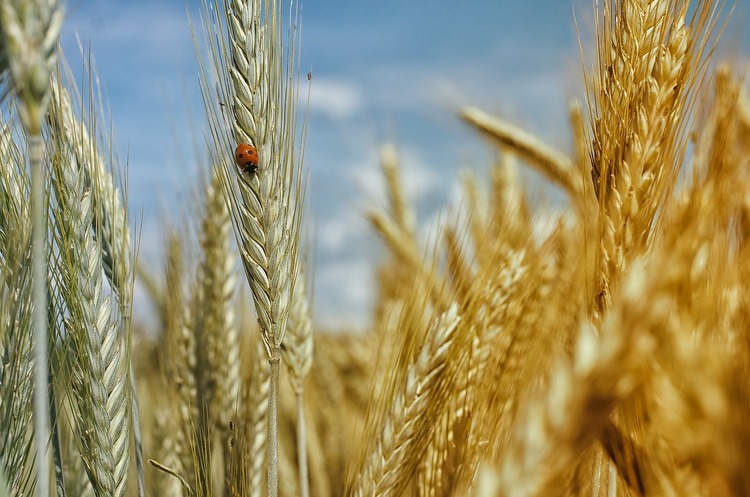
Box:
50, 144, 130, 497
461, 106, 581, 198
350, 305, 461, 497
588, 0, 721, 317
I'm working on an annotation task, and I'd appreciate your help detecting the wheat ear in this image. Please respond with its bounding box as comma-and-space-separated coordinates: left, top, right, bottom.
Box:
589, 0, 719, 317
0, 116, 35, 497
193, 168, 240, 492
498, 267, 655, 497
239, 339, 270, 497
152, 404, 185, 497
162, 232, 199, 482
196, 1, 306, 495
197, 169, 239, 434
380, 143, 417, 238
50, 141, 130, 496
50, 72, 145, 497
350, 305, 461, 497
0, 2, 64, 495
461, 106, 581, 198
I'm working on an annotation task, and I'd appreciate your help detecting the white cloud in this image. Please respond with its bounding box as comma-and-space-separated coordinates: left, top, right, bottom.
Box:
347, 145, 442, 209
317, 208, 368, 253
314, 259, 375, 330
308, 78, 364, 120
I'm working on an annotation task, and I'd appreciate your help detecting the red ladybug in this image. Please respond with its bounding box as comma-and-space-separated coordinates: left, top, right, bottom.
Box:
234, 143, 259, 174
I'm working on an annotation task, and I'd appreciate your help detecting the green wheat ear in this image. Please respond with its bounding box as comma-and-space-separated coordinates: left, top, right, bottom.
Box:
194, 1, 307, 496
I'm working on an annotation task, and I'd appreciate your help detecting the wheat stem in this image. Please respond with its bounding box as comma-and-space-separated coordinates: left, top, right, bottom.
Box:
296, 389, 310, 497
49, 366, 65, 497
0, 4, 65, 490
245, 343, 270, 497
268, 355, 280, 497
30, 133, 50, 497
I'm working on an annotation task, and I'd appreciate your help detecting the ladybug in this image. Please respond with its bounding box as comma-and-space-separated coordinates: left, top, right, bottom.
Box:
234, 143, 259, 174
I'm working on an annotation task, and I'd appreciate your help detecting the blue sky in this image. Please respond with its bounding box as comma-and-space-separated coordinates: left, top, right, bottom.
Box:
59, 0, 748, 330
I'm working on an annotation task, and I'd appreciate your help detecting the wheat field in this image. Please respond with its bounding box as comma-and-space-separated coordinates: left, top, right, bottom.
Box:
0, 0, 749, 496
